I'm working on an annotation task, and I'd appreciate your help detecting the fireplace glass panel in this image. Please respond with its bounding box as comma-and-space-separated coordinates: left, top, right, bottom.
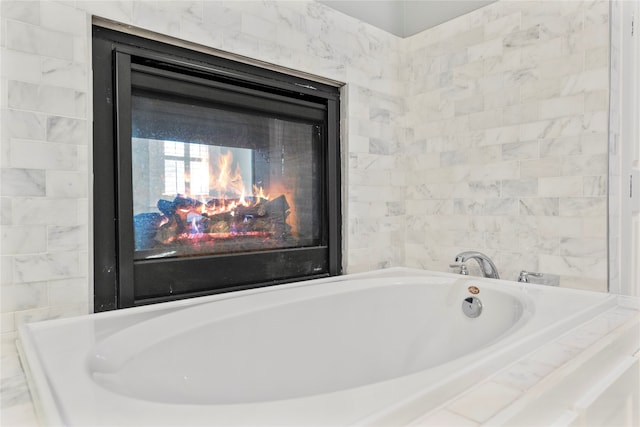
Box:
131, 92, 323, 260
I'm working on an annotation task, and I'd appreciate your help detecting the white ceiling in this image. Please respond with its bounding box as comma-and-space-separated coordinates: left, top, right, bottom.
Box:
318, 0, 496, 37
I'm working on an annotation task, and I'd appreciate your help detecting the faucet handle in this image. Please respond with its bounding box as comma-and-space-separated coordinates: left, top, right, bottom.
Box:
450, 263, 468, 275
518, 270, 543, 283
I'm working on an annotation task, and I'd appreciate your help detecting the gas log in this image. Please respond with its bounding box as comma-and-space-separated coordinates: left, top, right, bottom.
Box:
133, 194, 293, 254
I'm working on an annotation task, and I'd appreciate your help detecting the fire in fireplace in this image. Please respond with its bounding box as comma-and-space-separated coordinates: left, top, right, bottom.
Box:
92, 26, 341, 311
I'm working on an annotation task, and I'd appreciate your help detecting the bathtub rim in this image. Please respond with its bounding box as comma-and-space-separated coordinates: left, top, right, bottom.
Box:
17, 267, 619, 426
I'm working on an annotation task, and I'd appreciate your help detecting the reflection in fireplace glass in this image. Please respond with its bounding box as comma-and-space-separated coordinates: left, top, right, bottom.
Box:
131, 93, 322, 260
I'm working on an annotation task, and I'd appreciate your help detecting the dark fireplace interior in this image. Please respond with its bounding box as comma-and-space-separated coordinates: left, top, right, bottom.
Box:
93, 26, 341, 311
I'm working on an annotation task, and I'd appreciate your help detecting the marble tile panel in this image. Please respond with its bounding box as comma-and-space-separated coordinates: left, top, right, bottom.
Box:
10, 139, 77, 171
79, 1, 133, 25
519, 76, 563, 102
132, 1, 181, 39
0, 225, 46, 255
539, 136, 582, 158
42, 58, 87, 91
538, 216, 583, 239
47, 225, 87, 252
468, 161, 519, 181
539, 254, 608, 280
3, 110, 46, 141
484, 12, 521, 39
47, 277, 88, 306
1, 1, 40, 26
481, 125, 519, 146
410, 408, 479, 426
39, 1, 85, 36
468, 180, 501, 198
502, 25, 540, 49
559, 237, 607, 258
561, 68, 609, 96
0, 198, 11, 226
501, 178, 538, 197
584, 89, 609, 112
559, 196, 607, 217
582, 111, 609, 134
454, 198, 485, 215
1, 282, 48, 312
520, 157, 563, 178
4, 19, 73, 60
519, 197, 559, 216
501, 140, 539, 160
468, 109, 502, 130
483, 198, 518, 215
538, 94, 584, 120
582, 217, 607, 239
45, 171, 87, 198
502, 102, 539, 126
537, 53, 583, 79
11, 197, 78, 226
492, 358, 556, 392
538, 176, 583, 197
528, 340, 584, 368
12, 251, 81, 284
583, 176, 607, 196
0, 48, 42, 83
447, 381, 521, 424
0, 168, 45, 197
8, 81, 86, 118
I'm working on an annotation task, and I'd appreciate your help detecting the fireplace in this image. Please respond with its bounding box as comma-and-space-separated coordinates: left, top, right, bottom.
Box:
93, 27, 341, 311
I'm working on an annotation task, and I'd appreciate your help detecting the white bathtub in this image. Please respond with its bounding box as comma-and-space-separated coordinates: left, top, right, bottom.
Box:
19, 268, 616, 426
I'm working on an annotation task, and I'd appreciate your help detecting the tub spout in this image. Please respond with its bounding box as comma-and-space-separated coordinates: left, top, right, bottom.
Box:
454, 251, 500, 279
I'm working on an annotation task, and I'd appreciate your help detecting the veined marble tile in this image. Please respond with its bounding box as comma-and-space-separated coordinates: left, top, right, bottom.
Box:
0, 168, 45, 197
539, 136, 582, 158
47, 225, 87, 252
42, 58, 87, 92
501, 140, 539, 160
559, 237, 607, 258
492, 358, 556, 392
539, 94, 584, 120
11, 197, 78, 226
519, 197, 559, 216
583, 176, 607, 196
3, 110, 46, 141
132, 1, 181, 39
10, 139, 77, 171
0, 48, 42, 83
8, 81, 86, 118
78, 2, 133, 26
559, 196, 607, 217
47, 277, 89, 306
45, 171, 87, 198
39, 1, 85, 36
538, 176, 583, 197
1, 282, 48, 312
501, 178, 538, 197
0, 225, 46, 255
539, 254, 607, 280
12, 251, 81, 284
1, 2, 40, 26
447, 381, 521, 424
4, 19, 73, 60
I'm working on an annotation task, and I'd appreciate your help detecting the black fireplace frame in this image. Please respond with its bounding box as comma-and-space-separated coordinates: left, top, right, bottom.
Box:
92, 26, 341, 311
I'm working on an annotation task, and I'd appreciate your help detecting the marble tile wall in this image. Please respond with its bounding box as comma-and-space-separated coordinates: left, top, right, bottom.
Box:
0, 0, 404, 342
0, 0, 611, 339
402, 0, 610, 290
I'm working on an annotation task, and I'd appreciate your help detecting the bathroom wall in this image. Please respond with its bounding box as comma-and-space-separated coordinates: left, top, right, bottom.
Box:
402, 0, 610, 290
0, 0, 611, 340
0, 0, 405, 337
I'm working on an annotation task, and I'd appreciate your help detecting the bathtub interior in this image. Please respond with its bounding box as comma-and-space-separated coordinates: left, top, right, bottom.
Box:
88, 280, 528, 404
18, 268, 616, 426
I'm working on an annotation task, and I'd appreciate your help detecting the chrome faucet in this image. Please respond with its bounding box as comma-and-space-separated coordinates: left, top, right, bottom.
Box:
452, 251, 500, 279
